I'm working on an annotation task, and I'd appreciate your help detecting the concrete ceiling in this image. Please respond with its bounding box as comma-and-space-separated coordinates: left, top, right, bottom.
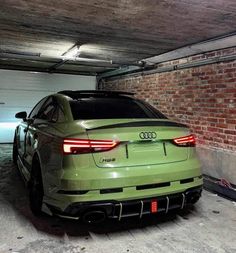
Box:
0, 0, 236, 75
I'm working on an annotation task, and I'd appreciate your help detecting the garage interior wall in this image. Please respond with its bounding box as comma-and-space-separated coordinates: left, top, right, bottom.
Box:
0, 70, 96, 143
100, 47, 236, 185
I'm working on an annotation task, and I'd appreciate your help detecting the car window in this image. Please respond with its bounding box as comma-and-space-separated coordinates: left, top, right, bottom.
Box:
69, 97, 167, 120
28, 97, 48, 119
37, 97, 56, 121
51, 105, 66, 123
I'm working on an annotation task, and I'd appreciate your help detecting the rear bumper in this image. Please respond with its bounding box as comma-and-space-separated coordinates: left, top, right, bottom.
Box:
47, 186, 202, 220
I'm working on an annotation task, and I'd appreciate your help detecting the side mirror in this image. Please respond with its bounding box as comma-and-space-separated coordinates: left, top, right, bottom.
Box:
15, 111, 27, 120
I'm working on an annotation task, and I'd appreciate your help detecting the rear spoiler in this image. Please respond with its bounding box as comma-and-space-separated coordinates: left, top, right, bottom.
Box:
58, 90, 134, 99
86, 121, 188, 130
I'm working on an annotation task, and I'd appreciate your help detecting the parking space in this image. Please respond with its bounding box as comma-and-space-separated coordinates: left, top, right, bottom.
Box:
1, 144, 236, 253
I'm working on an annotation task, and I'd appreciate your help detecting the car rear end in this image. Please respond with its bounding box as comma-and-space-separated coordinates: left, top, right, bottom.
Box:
44, 92, 203, 222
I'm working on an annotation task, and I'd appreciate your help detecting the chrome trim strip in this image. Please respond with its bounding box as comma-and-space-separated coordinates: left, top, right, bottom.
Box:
118, 203, 123, 221
140, 200, 144, 218
166, 196, 169, 213
56, 214, 80, 220
181, 193, 185, 209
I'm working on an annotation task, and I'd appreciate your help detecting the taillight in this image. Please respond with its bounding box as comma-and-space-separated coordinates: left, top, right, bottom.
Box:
63, 138, 120, 154
173, 134, 196, 147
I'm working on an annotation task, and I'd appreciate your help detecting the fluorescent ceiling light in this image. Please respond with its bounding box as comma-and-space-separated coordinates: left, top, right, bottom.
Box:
75, 57, 113, 64
0, 50, 41, 57
62, 44, 113, 64
62, 45, 80, 60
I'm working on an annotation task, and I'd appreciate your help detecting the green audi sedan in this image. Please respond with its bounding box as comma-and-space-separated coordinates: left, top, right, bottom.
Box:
13, 90, 202, 222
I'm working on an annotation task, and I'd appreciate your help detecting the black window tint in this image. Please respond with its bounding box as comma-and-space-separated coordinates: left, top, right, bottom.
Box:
70, 98, 167, 120
40, 104, 55, 120
57, 107, 65, 122
28, 97, 48, 119
51, 106, 59, 122
51, 105, 65, 123
37, 97, 56, 121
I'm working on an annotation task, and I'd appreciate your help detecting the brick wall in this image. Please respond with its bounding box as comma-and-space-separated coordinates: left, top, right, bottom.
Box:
100, 48, 236, 152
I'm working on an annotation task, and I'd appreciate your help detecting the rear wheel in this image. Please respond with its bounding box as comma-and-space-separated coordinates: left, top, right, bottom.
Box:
29, 157, 44, 216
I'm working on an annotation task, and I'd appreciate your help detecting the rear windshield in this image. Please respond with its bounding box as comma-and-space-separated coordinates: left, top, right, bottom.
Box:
69, 97, 167, 120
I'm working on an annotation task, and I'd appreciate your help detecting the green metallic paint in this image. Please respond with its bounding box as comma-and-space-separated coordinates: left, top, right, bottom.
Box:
15, 93, 203, 216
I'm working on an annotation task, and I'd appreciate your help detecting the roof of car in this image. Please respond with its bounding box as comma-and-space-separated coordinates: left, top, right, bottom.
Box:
57, 90, 135, 99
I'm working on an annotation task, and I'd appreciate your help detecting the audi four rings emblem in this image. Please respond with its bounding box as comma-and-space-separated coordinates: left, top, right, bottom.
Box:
139, 131, 157, 139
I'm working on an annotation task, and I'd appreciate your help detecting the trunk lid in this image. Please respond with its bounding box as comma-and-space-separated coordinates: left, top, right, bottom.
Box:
80, 119, 190, 168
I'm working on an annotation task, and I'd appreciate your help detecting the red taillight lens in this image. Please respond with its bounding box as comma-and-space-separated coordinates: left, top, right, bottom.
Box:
63, 138, 120, 154
173, 134, 196, 147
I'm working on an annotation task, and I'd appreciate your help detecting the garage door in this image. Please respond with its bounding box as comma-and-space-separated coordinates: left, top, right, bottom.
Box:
0, 69, 96, 143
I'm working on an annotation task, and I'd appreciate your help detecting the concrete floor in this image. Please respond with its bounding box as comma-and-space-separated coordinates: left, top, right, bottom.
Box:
0, 144, 236, 253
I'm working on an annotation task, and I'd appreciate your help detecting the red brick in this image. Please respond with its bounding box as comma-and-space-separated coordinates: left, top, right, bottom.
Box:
226, 119, 236, 124
215, 123, 228, 128
224, 130, 236, 135
101, 47, 236, 151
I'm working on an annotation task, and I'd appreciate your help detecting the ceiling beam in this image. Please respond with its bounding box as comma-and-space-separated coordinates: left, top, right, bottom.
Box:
144, 33, 236, 64
48, 59, 69, 72
0, 63, 97, 76
98, 34, 236, 79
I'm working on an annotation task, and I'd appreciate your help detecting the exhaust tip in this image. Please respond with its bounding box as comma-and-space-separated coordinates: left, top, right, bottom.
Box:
189, 193, 201, 204
185, 190, 202, 205
82, 210, 106, 224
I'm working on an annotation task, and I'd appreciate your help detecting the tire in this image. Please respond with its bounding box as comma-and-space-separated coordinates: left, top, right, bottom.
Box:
12, 134, 18, 165
29, 157, 44, 216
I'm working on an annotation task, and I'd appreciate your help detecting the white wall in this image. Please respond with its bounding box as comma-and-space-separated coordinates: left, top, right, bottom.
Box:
0, 69, 96, 143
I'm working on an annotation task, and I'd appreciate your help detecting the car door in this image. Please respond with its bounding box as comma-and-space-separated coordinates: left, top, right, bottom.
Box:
17, 97, 48, 162
24, 96, 57, 169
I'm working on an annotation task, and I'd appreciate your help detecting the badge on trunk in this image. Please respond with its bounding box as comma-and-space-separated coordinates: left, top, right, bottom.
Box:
99, 158, 116, 163
139, 132, 157, 140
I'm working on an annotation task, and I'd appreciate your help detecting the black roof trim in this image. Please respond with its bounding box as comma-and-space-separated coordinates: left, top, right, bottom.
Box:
58, 90, 135, 99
